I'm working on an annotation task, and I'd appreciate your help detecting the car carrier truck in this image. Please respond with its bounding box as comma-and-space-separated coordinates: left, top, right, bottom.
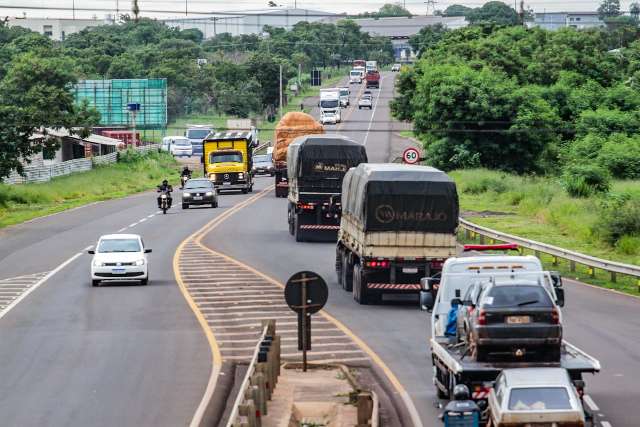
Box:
272, 112, 324, 198
336, 164, 459, 305
419, 254, 600, 416
287, 134, 367, 242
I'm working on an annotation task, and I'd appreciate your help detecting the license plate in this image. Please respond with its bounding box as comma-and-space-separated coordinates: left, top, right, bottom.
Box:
223, 182, 231, 186
193, 196, 203, 200
402, 267, 418, 274
112, 268, 126, 274
507, 316, 531, 324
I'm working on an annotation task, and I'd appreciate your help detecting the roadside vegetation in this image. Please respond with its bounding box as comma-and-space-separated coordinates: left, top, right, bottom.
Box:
0, 151, 178, 229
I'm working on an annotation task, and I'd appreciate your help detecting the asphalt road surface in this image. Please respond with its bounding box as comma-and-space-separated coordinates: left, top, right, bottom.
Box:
203, 72, 639, 427
0, 71, 638, 427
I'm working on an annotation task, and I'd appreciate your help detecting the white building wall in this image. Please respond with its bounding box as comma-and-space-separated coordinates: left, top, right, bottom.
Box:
8, 18, 107, 41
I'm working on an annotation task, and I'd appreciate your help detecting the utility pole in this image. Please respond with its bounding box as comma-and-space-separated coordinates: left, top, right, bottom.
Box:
72, 0, 75, 19
279, 64, 283, 119
520, 0, 526, 27
116, 0, 119, 19
185, 0, 188, 16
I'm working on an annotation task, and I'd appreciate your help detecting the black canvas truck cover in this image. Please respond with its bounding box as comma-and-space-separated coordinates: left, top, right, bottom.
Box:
287, 134, 368, 189
342, 163, 459, 233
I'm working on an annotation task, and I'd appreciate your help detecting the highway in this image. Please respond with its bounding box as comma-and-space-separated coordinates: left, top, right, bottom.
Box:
0, 71, 638, 427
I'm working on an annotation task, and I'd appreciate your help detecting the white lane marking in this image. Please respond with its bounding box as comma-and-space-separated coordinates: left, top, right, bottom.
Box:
147, 214, 155, 219
584, 395, 599, 411
117, 227, 127, 232
139, 218, 147, 223
601, 422, 612, 427
0, 252, 82, 321
83, 245, 93, 251
362, 75, 384, 147
128, 222, 138, 228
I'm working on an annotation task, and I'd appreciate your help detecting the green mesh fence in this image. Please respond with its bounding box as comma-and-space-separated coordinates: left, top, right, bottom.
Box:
75, 79, 167, 130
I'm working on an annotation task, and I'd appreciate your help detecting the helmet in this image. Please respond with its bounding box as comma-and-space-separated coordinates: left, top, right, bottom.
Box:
453, 384, 470, 401
162, 179, 168, 185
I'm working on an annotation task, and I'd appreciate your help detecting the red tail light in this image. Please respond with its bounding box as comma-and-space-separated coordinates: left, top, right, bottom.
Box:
297, 202, 315, 211
430, 259, 444, 269
366, 260, 390, 268
477, 309, 487, 325
551, 307, 560, 324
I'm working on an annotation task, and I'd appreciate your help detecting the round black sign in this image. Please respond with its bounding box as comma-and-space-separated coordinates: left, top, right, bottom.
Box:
284, 271, 328, 314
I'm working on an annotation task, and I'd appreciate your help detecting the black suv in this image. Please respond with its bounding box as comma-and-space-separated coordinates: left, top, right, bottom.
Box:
457, 280, 562, 362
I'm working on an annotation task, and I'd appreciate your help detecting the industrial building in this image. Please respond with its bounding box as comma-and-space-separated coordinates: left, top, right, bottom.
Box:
528, 12, 605, 31
7, 16, 112, 41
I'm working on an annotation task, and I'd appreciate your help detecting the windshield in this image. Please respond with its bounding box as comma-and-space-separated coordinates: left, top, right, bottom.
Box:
210, 152, 242, 163
174, 139, 191, 146
484, 285, 552, 308
254, 155, 270, 163
98, 239, 141, 253
340, 89, 349, 96
350, 71, 360, 76
509, 387, 572, 411
320, 99, 339, 108
184, 180, 213, 190
187, 129, 211, 139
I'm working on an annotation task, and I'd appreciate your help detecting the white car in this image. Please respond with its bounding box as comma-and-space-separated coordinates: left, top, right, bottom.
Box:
89, 234, 151, 287
320, 113, 338, 125
162, 136, 193, 157
391, 64, 401, 72
488, 368, 587, 427
358, 95, 373, 109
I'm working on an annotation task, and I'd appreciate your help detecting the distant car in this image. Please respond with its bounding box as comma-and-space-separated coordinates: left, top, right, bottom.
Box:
252, 154, 275, 176
391, 64, 401, 72
170, 137, 193, 157
89, 234, 151, 287
320, 113, 338, 125
358, 95, 373, 109
488, 368, 587, 427
457, 279, 563, 362
182, 178, 218, 209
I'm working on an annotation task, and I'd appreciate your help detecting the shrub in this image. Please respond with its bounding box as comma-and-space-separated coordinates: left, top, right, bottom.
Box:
596, 134, 640, 179
616, 235, 640, 255
463, 176, 509, 194
596, 199, 640, 245
562, 163, 610, 197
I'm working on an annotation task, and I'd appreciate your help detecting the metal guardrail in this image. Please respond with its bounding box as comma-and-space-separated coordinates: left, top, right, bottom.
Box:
226, 320, 281, 427
459, 218, 640, 283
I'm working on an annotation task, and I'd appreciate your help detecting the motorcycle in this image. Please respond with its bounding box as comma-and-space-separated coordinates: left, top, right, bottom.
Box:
180, 173, 191, 189
157, 187, 172, 214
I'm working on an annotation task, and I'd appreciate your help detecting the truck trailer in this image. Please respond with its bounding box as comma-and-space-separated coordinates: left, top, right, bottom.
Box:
336, 164, 459, 305
287, 134, 367, 242
365, 70, 380, 89
272, 112, 324, 198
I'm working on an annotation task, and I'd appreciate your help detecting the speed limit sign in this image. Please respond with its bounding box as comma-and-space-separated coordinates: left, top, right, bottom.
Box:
402, 147, 420, 164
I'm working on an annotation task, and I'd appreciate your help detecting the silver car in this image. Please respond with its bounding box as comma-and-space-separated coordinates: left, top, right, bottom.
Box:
358, 95, 373, 110
488, 368, 587, 427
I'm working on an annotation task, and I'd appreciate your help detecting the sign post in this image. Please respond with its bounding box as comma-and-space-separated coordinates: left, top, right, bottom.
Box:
402, 147, 420, 165
284, 271, 328, 372
127, 102, 141, 146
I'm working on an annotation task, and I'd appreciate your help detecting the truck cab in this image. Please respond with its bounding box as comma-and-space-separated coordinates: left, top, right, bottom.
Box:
185, 125, 214, 157
203, 131, 255, 194
349, 70, 363, 84
319, 89, 342, 124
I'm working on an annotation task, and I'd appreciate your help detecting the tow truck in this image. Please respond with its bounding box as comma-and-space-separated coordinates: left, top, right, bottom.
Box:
420, 247, 600, 419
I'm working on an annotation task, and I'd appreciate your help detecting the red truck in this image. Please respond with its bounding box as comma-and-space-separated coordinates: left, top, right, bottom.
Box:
365, 70, 380, 89
353, 59, 366, 68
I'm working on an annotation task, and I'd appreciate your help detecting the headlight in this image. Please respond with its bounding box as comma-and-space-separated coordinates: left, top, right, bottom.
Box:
134, 259, 145, 266
209, 173, 216, 180
93, 260, 104, 267
205, 191, 214, 196
238, 172, 244, 179
183, 192, 191, 197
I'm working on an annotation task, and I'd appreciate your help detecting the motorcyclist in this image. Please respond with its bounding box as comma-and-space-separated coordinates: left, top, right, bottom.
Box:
181, 166, 192, 178
157, 179, 173, 208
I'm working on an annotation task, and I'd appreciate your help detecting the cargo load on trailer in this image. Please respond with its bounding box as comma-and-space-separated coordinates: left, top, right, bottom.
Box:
365, 70, 380, 89
336, 164, 459, 305
272, 112, 324, 198
287, 134, 367, 242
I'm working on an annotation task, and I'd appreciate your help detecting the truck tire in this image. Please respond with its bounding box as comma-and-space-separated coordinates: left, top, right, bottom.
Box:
341, 253, 354, 292
352, 263, 369, 305
335, 247, 343, 287
294, 214, 304, 242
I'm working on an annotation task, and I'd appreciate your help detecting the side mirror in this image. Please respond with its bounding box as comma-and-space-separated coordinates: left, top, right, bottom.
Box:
550, 271, 563, 288
144, 249, 152, 253
451, 298, 463, 307
87, 250, 95, 254
555, 287, 565, 308
420, 277, 440, 291
419, 290, 435, 311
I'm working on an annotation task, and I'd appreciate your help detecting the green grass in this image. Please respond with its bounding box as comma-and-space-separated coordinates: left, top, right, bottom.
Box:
452, 169, 640, 295
0, 150, 180, 229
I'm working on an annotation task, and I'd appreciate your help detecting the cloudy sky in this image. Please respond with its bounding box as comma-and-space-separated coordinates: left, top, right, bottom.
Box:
0, 0, 635, 20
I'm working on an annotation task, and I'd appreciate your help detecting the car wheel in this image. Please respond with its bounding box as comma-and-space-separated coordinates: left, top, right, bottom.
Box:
182, 203, 189, 209
92, 279, 100, 287
241, 188, 248, 194
140, 278, 148, 286
212, 201, 218, 208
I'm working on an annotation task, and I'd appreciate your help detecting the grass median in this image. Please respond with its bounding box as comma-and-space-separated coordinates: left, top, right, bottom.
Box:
452, 169, 640, 296
0, 150, 180, 229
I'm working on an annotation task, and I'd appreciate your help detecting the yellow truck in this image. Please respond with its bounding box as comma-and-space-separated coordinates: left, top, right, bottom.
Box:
203, 131, 256, 194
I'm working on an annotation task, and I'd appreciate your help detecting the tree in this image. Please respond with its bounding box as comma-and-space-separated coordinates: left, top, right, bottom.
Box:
631, 2, 640, 20
443, 4, 472, 17
376, 3, 412, 17
598, 0, 621, 19
0, 53, 99, 178
466, 1, 519, 26
409, 23, 448, 56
